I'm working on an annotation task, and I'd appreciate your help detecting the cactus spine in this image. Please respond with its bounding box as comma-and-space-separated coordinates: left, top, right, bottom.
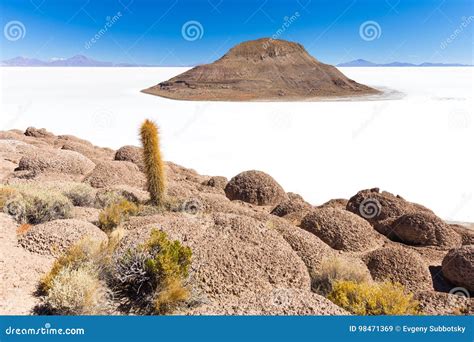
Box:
140, 119, 166, 206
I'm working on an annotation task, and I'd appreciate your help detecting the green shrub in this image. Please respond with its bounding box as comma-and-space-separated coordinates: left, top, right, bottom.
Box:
111, 229, 192, 314
328, 280, 420, 315
64, 184, 96, 207
45, 264, 107, 315
98, 199, 139, 231
311, 257, 370, 295
2, 186, 72, 224
140, 120, 166, 207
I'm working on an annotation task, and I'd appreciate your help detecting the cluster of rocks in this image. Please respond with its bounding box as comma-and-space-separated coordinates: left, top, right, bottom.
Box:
0, 127, 472, 315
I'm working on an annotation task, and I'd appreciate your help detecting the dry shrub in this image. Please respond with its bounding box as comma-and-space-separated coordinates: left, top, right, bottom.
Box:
45, 264, 108, 315
40, 239, 103, 293
328, 280, 420, 315
98, 199, 138, 231
312, 257, 371, 295
64, 184, 96, 207
2, 185, 72, 224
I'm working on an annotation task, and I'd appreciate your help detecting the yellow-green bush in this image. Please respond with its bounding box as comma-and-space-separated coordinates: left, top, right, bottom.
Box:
328, 280, 420, 315
311, 257, 371, 295
140, 120, 166, 207
1, 185, 72, 224
98, 199, 139, 231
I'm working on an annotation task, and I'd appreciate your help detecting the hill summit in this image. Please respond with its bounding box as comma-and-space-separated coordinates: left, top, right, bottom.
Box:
143, 38, 379, 101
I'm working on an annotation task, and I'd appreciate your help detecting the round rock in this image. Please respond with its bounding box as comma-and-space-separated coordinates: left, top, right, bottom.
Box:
224, 170, 287, 206
18, 219, 107, 257
442, 245, 474, 292
300, 207, 382, 252
364, 246, 432, 292
390, 212, 462, 248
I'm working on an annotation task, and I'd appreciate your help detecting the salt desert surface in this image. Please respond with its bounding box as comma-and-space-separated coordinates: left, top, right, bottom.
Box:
0, 67, 473, 222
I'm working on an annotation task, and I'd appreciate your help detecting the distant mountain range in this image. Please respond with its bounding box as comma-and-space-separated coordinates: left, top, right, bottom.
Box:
1, 55, 152, 67
337, 59, 471, 67
2, 55, 471, 68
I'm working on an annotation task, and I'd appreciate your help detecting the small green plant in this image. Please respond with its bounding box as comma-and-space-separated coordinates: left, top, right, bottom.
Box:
2, 185, 72, 224
98, 199, 139, 231
328, 280, 420, 315
140, 120, 166, 207
311, 257, 370, 295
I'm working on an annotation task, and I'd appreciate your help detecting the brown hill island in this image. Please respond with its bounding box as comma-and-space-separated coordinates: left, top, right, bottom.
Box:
142, 38, 380, 101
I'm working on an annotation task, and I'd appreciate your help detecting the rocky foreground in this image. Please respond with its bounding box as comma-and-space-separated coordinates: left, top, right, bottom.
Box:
0, 127, 472, 315
143, 38, 379, 101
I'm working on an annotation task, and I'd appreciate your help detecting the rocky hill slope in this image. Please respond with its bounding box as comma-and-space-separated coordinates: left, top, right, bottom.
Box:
0, 127, 472, 315
143, 38, 379, 101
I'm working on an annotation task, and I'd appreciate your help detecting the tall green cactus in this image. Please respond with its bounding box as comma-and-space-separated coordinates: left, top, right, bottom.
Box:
140, 119, 166, 206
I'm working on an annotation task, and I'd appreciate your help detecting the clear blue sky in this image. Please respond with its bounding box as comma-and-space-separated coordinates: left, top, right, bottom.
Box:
1, 0, 472, 65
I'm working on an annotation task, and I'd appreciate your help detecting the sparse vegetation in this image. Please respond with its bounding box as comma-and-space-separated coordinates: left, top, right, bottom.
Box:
0, 187, 18, 209
41, 227, 192, 315
110, 229, 192, 314
328, 280, 420, 315
63, 184, 96, 207
1, 185, 72, 224
45, 264, 107, 315
311, 257, 371, 295
140, 120, 166, 207
98, 199, 139, 231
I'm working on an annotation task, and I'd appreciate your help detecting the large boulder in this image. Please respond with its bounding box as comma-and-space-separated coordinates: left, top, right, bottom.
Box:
18, 219, 107, 257
84, 161, 146, 188
414, 290, 473, 315
364, 246, 432, 292
346, 188, 434, 235
114, 145, 144, 172
300, 207, 383, 252
16, 148, 95, 176
271, 193, 312, 217
390, 213, 462, 248
442, 245, 474, 292
225, 170, 288, 206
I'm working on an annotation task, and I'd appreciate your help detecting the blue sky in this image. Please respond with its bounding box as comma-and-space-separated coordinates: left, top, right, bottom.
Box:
1, 0, 472, 65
